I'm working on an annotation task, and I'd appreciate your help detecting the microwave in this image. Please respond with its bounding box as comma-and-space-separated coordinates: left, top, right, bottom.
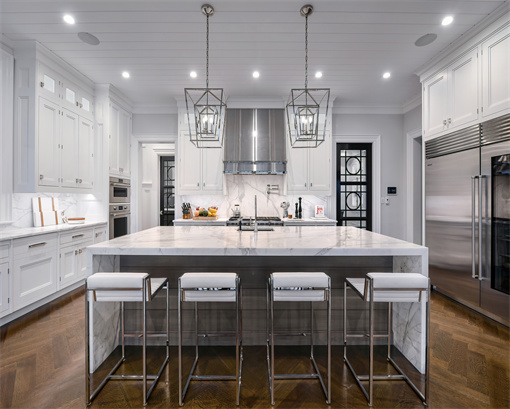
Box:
109, 177, 130, 203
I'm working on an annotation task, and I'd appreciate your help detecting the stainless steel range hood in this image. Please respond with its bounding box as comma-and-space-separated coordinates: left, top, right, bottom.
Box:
223, 109, 286, 174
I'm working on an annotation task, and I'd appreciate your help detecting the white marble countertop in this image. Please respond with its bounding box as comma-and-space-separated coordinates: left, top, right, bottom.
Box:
283, 217, 337, 225
173, 218, 228, 226
88, 226, 427, 257
0, 221, 107, 241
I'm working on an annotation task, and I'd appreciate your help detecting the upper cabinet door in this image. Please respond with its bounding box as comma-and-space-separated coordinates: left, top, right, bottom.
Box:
60, 108, 79, 188
109, 104, 120, 174
286, 140, 309, 192
118, 108, 131, 176
309, 139, 331, 193
448, 49, 479, 129
423, 71, 448, 138
37, 64, 59, 101
202, 148, 223, 192
482, 26, 510, 118
38, 97, 61, 187
78, 117, 94, 189
178, 133, 201, 193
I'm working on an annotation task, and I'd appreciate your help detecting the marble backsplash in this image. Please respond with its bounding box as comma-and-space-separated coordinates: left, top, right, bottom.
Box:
178, 175, 330, 220
0, 193, 105, 232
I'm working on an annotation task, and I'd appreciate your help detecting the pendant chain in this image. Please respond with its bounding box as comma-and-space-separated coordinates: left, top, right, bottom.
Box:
206, 12, 209, 89
304, 14, 308, 89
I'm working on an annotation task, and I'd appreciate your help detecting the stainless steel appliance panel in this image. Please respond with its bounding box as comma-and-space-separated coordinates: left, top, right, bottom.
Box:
426, 147, 480, 309
109, 204, 130, 238
480, 141, 510, 323
109, 177, 131, 203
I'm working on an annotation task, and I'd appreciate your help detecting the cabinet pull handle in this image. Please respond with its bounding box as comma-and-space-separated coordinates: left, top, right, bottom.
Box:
40, 174, 44, 180
75, 250, 78, 255
72, 234, 84, 239
443, 119, 447, 126
310, 182, 313, 187
29, 242, 47, 248
448, 117, 452, 124
76, 178, 79, 183
304, 183, 307, 187
197, 182, 200, 187
76, 101, 79, 106
40, 81, 44, 88
95, 233, 100, 237
79, 249, 83, 254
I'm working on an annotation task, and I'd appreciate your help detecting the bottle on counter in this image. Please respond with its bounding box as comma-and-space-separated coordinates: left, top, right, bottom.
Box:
298, 197, 302, 219
295, 202, 299, 218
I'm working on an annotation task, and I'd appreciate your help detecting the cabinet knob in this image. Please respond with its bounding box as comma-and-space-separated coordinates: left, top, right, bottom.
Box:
448, 117, 452, 124
40, 81, 44, 88
443, 119, 447, 126
76, 101, 79, 106
197, 182, 200, 186
76, 178, 79, 183
203, 182, 205, 187
40, 174, 44, 180
310, 182, 313, 187
304, 183, 307, 187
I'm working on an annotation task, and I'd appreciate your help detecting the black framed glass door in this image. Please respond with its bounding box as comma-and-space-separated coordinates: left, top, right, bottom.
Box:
336, 143, 372, 230
160, 156, 175, 226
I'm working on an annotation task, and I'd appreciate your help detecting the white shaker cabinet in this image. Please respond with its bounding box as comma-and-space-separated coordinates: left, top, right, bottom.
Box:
109, 102, 131, 177
94, 224, 108, 243
61, 108, 80, 187
422, 49, 479, 139
286, 130, 332, 195
12, 234, 58, 311
78, 117, 94, 189
38, 97, 61, 187
482, 25, 510, 118
178, 132, 223, 194
59, 229, 94, 288
0, 242, 10, 318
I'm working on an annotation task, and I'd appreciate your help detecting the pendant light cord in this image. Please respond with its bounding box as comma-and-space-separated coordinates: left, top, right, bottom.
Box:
304, 13, 308, 89
206, 11, 210, 89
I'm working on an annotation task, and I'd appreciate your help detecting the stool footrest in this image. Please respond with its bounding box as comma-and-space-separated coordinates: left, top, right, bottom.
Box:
192, 375, 237, 381
346, 333, 389, 338
124, 332, 169, 338
274, 374, 320, 380
110, 374, 159, 380
358, 374, 406, 381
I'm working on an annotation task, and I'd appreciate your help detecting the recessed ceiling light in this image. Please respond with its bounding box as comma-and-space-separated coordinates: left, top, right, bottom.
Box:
415, 33, 437, 47
383, 72, 391, 79
190, 71, 197, 78
442, 16, 454, 26
63, 14, 75, 25
77, 32, 100, 45
122, 71, 130, 79
315, 71, 323, 78
253, 71, 260, 78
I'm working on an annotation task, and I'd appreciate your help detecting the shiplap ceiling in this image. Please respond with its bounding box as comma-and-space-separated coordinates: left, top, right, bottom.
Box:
0, 0, 508, 111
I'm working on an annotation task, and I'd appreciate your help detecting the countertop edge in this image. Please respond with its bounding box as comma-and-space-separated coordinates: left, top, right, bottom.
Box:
0, 221, 108, 241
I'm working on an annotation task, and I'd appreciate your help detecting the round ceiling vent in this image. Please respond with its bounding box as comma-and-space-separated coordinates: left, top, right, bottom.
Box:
78, 32, 100, 45
415, 33, 437, 47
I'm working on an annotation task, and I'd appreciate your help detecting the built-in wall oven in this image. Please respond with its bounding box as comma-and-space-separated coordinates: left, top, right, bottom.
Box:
109, 204, 130, 238
109, 177, 130, 203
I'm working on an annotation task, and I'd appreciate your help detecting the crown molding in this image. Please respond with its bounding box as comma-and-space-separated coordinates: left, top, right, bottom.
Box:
402, 93, 422, 114
333, 103, 403, 115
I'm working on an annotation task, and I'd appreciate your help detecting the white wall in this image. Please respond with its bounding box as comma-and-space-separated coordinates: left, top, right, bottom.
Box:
132, 113, 178, 135
332, 113, 406, 239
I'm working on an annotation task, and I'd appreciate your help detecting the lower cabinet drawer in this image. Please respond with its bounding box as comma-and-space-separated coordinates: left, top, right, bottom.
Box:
60, 228, 94, 246
12, 251, 57, 311
13, 233, 58, 260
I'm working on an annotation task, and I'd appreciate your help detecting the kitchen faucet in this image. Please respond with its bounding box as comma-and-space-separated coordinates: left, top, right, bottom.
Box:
254, 195, 258, 232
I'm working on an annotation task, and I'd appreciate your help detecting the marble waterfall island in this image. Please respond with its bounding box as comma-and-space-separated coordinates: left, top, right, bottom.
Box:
87, 226, 428, 373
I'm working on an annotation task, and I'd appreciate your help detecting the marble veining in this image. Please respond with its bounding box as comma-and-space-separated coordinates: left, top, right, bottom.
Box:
177, 175, 329, 220
0, 192, 104, 233
88, 226, 428, 258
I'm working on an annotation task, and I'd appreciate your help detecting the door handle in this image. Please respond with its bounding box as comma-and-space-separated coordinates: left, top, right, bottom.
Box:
471, 176, 478, 279
479, 175, 487, 281
29, 242, 47, 248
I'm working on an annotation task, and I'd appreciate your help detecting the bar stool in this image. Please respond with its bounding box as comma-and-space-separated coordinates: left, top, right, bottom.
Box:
343, 272, 430, 406
267, 272, 331, 405
178, 272, 242, 406
85, 272, 169, 406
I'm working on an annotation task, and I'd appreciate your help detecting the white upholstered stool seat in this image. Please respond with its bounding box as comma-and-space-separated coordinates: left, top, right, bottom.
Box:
267, 272, 331, 405
272, 272, 330, 301
178, 273, 242, 406
179, 272, 237, 302
343, 272, 430, 407
85, 272, 169, 406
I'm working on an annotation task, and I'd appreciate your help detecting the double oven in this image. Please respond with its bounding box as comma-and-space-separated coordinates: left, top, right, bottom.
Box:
109, 177, 130, 238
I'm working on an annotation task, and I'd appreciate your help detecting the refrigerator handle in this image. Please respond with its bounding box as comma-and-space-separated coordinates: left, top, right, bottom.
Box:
479, 175, 487, 281
471, 175, 478, 279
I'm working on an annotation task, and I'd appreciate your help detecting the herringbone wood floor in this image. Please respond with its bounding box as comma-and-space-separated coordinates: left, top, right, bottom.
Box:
0, 289, 508, 409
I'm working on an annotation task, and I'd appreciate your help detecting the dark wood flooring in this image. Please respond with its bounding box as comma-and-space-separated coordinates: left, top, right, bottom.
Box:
0, 289, 508, 409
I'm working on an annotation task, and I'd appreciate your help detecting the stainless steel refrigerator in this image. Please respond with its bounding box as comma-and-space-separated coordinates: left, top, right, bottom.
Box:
425, 114, 510, 326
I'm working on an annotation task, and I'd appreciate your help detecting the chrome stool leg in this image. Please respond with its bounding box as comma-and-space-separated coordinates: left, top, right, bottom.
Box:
343, 273, 430, 407
266, 272, 331, 405
178, 273, 242, 406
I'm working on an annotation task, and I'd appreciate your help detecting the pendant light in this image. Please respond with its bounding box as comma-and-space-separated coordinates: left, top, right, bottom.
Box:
185, 4, 227, 148
286, 4, 330, 148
